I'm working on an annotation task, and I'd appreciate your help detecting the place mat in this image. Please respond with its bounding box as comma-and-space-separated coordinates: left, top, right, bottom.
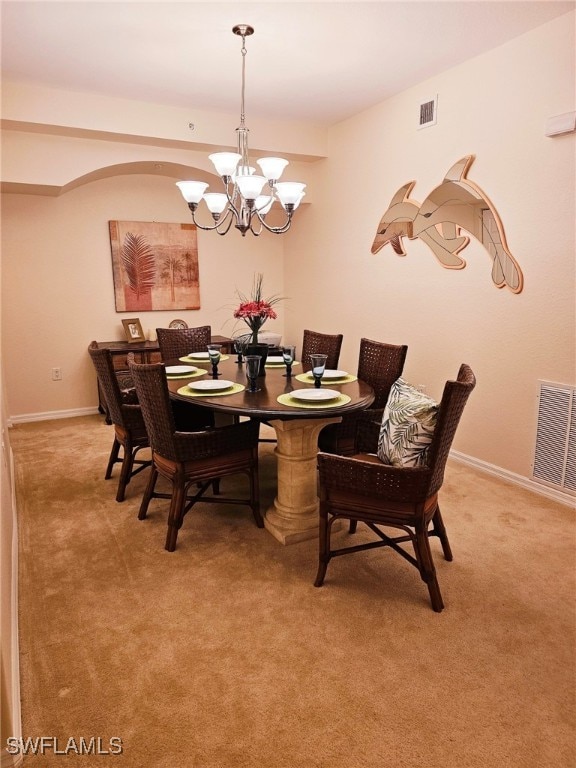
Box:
179, 354, 230, 364
177, 382, 245, 398
277, 392, 352, 409
265, 360, 301, 368
166, 369, 207, 380
294, 372, 357, 384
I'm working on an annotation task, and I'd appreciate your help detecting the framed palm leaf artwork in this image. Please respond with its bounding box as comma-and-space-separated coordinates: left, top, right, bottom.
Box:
109, 220, 200, 311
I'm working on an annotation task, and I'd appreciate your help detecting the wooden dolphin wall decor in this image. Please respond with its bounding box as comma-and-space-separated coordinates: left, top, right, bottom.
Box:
371, 155, 523, 293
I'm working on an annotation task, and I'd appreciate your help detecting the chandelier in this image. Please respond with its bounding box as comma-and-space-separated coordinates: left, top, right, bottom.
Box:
176, 25, 306, 237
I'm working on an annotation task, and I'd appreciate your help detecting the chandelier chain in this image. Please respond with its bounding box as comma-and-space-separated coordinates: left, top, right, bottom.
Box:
239, 32, 247, 128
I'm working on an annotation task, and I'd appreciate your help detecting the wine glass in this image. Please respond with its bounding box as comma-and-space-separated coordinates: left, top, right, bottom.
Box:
207, 344, 222, 378
281, 345, 296, 378
233, 335, 249, 364
244, 355, 261, 393
309, 353, 328, 388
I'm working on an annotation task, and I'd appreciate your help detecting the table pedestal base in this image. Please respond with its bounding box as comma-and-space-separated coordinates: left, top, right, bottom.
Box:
264, 416, 342, 545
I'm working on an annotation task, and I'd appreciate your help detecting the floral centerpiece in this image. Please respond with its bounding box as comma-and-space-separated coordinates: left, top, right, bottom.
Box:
233, 273, 283, 345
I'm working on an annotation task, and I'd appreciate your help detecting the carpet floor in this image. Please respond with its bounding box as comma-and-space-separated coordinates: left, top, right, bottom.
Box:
10, 415, 575, 767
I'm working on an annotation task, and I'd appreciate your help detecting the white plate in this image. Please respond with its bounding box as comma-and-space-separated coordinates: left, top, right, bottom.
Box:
266, 356, 285, 364
290, 388, 341, 402
187, 352, 210, 360
322, 369, 348, 380
188, 379, 234, 392
165, 365, 197, 375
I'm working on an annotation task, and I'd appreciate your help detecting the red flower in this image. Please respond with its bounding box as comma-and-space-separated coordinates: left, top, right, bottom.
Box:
234, 301, 278, 321
232, 274, 283, 343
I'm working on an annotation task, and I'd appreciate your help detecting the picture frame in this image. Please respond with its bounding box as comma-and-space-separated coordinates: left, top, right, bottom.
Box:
109, 220, 200, 312
122, 318, 146, 344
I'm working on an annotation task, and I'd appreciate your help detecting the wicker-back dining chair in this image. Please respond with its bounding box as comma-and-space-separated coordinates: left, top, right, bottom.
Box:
156, 325, 215, 429
319, 338, 408, 456
156, 325, 211, 361
88, 341, 151, 502
300, 329, 343, 372
128, 355, 262, 552
256, 328, 344, 444
314, 364, 476, 612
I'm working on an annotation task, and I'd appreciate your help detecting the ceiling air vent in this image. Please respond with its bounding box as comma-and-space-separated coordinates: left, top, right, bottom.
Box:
418, 95, 438, 129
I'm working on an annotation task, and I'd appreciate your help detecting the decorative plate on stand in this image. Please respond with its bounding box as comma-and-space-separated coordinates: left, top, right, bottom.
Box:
169, 319, 188, 329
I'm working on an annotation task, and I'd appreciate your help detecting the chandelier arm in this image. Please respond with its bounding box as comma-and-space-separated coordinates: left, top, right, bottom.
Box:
222, 181, 243, 219
248, 217, 264, 236
187, 204, 234, 232
188, 215, 224, 233
215, 215, 236, 236
253, 209, 294, 235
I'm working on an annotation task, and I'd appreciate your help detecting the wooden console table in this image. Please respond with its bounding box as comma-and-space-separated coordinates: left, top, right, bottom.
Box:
94, 336, 232, 420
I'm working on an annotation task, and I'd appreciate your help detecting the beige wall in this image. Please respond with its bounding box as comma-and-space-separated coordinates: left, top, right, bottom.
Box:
283, 12, 575, 479
2, 80, 328, 169
1, 174, 287, 418
1, 12, 575, 482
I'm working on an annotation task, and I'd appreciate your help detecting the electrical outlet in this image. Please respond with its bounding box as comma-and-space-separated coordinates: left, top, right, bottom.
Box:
52, 367, 62, 381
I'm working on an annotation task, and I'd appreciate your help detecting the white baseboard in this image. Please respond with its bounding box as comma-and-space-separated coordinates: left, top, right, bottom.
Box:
7, 406, 99, 427
449, 450, 575, 508
6, 406, 574, 508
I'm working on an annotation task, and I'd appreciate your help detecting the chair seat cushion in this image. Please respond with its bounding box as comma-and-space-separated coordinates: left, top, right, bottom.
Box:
377, 378, 438, 467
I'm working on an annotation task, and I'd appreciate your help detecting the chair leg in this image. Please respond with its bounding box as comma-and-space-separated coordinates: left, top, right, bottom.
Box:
314, 505, 331, 587
138, 466, 158, 520
105, 437, 121, 479
431, 506, 453, 561
116, 444, 135, 503
414, 527, 444, 612
349, 519, 358, 534
165, 479, 187, 552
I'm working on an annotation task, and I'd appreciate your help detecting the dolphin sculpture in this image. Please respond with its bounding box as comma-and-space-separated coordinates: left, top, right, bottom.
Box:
371, 181, 467, 267
371, 182, 418, 256
371, 155, 523, 293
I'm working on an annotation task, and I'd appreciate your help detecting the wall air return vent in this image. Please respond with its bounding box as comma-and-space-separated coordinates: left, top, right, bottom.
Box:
532, 381, 576, 495
418, 95, 438, 129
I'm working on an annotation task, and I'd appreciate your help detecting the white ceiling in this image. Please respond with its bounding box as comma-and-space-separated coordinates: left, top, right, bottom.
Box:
1, 1, 574, 126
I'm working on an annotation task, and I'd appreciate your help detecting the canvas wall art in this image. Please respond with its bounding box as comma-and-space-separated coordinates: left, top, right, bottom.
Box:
109, 220, 201, 311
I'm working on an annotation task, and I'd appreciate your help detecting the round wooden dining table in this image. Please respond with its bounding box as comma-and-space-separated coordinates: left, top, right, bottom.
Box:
166, 354, 375, 545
